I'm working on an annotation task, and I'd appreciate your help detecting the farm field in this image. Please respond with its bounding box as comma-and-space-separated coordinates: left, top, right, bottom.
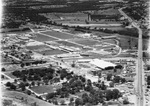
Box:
36, 49, 68, 55
32, 33, 58, 42
30, 85, 62, 94
41, 31, 77, 39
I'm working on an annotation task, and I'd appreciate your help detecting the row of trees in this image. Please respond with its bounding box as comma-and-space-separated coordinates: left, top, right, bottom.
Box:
20, 60, 47, 68
107, 74, 126, 83
44, 18, 140, 38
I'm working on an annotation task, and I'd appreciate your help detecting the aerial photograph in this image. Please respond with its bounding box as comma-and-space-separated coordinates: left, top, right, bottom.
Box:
1, 0, 150, 106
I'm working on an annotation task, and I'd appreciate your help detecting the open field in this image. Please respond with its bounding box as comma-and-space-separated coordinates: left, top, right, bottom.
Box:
41, 31, 77, 39
56, 40, 83, 48
26, 45, 51, 51
36, 49, 68, 55
41, 12, 88, 21
4, 72, 17, 79
101, 39, 117, 45
2, 90, 55, 106
30, 85, 62, 94
32, 33, 58, 41
72, 39, 100, 46
117, 36, 138, 50
97, 8, 120, 15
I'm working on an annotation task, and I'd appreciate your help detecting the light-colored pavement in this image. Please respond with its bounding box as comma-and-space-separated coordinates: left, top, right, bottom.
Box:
119, 7, 145, 106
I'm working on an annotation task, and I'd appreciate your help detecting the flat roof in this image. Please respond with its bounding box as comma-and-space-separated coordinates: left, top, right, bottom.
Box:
90, 59, 116, 69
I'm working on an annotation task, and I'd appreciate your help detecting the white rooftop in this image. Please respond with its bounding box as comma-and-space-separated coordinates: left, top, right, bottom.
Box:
90, 59, 116, 69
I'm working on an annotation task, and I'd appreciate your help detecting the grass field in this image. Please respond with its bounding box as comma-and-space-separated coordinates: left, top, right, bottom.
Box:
5, 72, 17, 79
72, 39, 100, 46
78, 63, 91, 68
101, 39, 117, 45
30, 85, 62, 94
26, 45, 51, 51
2, 90, 55, 106
56, 40, 83, 48
41, 31, 76, 39
37, 49, 68, 55
32, 33, 58, 42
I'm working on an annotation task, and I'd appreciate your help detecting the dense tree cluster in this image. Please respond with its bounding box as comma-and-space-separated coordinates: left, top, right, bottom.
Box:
113, 76, 126, 83
5, 82, 17, 90
12, 67, 55, 82
147, 76, 150, 87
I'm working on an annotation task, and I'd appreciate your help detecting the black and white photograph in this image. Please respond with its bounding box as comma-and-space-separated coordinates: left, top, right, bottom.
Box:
0, 0, 150, 106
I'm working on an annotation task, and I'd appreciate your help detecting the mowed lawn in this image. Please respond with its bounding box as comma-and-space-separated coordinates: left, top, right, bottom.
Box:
56, 40, 83, 48
41, 31, 76, 39
37, 49, 68, 55
30, 84, 62, 94
32, 33, 58, 42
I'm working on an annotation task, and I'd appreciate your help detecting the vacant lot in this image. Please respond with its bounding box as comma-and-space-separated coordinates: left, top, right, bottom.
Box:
30, 84, 62, 94
32, 33, 58, 42
37, 49, 68, 55
41, 31, 76, 39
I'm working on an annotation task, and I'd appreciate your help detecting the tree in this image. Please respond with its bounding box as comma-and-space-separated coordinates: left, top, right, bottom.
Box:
107, 74, 112, 81
46, 93, 55, 100
75, 98, 83, 106
105, 90, 113, 101
26, 90, 31, 95
20, 63, 25, 68
147, 76, 150, 85
82, 93, 89, 104
121, 78, 126, 83
123, 99, 130, 104
2, 68, 6, 72
109, 81, 114, 87
31, 81, 35, 86
6, 82, 12, 87
70, 97, 74, 103
112, 89, 121, 100
85, 103, 92, 106
37, 81, 40, 86
113, 76, 121, 83
60, 100, 65, 105
52, 99, 58, 105
87, 79, 92, 86
115, 65, 123, 69
101, 81, 107, 90
19, 82, 26, 91
10, 84, 16, 90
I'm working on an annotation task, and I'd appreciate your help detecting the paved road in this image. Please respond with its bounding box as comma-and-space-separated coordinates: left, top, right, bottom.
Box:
119, 7, 145, 106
